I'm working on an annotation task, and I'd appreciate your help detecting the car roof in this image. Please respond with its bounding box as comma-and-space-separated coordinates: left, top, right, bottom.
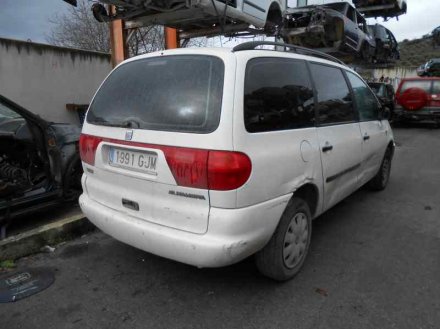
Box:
118, 46, 354, 74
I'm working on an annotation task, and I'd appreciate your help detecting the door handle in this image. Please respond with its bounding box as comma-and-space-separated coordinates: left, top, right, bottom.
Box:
122, 198, 139, 211
322, 145, 333, 152
363, 135, 370, 141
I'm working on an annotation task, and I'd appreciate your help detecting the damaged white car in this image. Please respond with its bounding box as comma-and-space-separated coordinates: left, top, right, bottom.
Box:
89, 0, 286, 34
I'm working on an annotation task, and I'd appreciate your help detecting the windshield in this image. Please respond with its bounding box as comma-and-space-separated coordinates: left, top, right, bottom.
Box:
322, 3, 346, 13
87, 55, 224, 134
400, 80, 432, 94
0, 103, 22, 121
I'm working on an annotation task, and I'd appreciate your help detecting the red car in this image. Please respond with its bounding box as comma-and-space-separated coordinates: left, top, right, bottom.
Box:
394, 77, 440, 124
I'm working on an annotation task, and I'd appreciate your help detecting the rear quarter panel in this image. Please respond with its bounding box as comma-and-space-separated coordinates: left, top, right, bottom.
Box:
232, 52, 324, 212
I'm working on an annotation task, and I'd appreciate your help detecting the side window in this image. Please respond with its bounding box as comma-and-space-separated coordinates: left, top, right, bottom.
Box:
244, 58, 315, 133
346, 72, 380, 121
387, 85, 395, 98
346, 6, 356, 22
309, 63, 355, 125
433, 81, 440, 94
357, 13, 366, 31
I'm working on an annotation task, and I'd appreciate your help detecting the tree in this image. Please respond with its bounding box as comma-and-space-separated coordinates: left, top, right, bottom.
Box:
47, 0, 167, 55
47, 0, 212, 55
47, 0, 110, 52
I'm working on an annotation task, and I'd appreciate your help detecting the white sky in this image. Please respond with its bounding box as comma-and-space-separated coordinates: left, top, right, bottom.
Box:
373, 0, 439, 41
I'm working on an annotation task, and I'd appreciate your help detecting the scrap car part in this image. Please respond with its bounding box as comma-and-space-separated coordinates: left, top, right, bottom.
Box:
353, 0, 407, 19
282, 8, 343, 50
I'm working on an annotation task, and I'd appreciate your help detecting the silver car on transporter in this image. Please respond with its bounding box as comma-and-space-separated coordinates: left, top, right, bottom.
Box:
79, 42, 394, 281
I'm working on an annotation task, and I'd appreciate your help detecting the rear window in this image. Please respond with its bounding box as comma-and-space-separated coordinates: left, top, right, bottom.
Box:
87, 55, 224, 134
400, 80, 432, 94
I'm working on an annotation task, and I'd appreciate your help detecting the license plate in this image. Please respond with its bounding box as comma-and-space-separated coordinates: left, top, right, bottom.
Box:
108, 147, 158, 175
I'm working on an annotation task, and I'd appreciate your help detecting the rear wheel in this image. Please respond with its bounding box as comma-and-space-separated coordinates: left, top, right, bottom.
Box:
255, 197, 312, 281
368, 148, 392, 191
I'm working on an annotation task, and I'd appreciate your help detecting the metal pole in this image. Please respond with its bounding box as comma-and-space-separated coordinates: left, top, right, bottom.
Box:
165, 27, 180, 49
109, 6, 128, 67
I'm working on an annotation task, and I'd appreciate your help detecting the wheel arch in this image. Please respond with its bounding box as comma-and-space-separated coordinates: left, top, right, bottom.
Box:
293, 183, 319, 218
266, 1, 282, 25
387, 140, 395, 158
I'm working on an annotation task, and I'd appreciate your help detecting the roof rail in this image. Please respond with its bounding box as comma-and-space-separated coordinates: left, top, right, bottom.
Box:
232, 41, 345, 65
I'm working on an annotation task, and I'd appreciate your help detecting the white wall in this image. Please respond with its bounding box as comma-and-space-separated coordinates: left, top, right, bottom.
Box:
0, 38, 111, 125
371, 66, 418, 90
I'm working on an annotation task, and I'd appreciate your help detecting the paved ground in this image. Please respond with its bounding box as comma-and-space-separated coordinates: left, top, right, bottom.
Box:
2, 126, 440, 329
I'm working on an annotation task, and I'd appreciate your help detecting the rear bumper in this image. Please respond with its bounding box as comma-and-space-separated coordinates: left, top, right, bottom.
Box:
79, 193, 291, 268
394, 108, 440, 121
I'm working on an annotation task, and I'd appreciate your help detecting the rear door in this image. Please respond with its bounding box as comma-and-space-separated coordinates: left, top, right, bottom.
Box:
310, 63, 362, 211
346, 71, 389, 185
81, 53, 231, 234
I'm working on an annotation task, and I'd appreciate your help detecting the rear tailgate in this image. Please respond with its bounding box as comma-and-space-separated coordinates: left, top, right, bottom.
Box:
84, 136, 210, 233
81, 51, 236, 234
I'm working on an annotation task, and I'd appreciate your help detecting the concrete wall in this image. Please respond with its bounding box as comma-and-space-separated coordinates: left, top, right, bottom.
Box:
0, 38, 111, 125
368, 66, 418, 90
345, 65, 418, 90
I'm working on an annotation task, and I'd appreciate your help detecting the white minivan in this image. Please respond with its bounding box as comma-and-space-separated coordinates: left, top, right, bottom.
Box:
79, 42, 394, 281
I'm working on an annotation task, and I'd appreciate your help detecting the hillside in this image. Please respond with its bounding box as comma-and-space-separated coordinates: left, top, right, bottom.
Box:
398, 36, 440, 67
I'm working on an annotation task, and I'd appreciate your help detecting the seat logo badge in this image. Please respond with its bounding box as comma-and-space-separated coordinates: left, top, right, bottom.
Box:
125, 130, 133, 141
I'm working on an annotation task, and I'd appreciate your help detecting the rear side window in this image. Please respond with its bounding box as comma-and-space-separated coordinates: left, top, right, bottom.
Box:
347, 72, 379, 121
399, 80, 432, 94
244, 58, 315, 133
309, 63, 355, 125
87, 55, 224, 133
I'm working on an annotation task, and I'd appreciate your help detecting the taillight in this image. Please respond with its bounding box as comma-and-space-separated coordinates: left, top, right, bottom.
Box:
165, 148, 251, 191
207, 151, 252, 191
79, 134, 102, 165
165, 147, 209, 189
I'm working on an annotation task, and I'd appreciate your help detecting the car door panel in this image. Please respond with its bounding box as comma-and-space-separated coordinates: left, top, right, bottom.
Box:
309, 63, 362, 211
346, 72, 389, 185
242, 0, 268, 20
317, 124, 363, 210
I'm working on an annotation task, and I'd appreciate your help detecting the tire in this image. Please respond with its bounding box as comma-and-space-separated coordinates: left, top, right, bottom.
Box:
255, 197, 312, 281
368, 148, 392, 191
63, 156, 83, 201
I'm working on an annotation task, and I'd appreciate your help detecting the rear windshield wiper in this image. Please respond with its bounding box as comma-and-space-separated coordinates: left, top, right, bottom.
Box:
89, 117, 138, 128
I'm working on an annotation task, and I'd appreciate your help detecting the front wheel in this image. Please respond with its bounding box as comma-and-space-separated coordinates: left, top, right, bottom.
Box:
368, 148, 392, 191
255, 197, 312, 281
